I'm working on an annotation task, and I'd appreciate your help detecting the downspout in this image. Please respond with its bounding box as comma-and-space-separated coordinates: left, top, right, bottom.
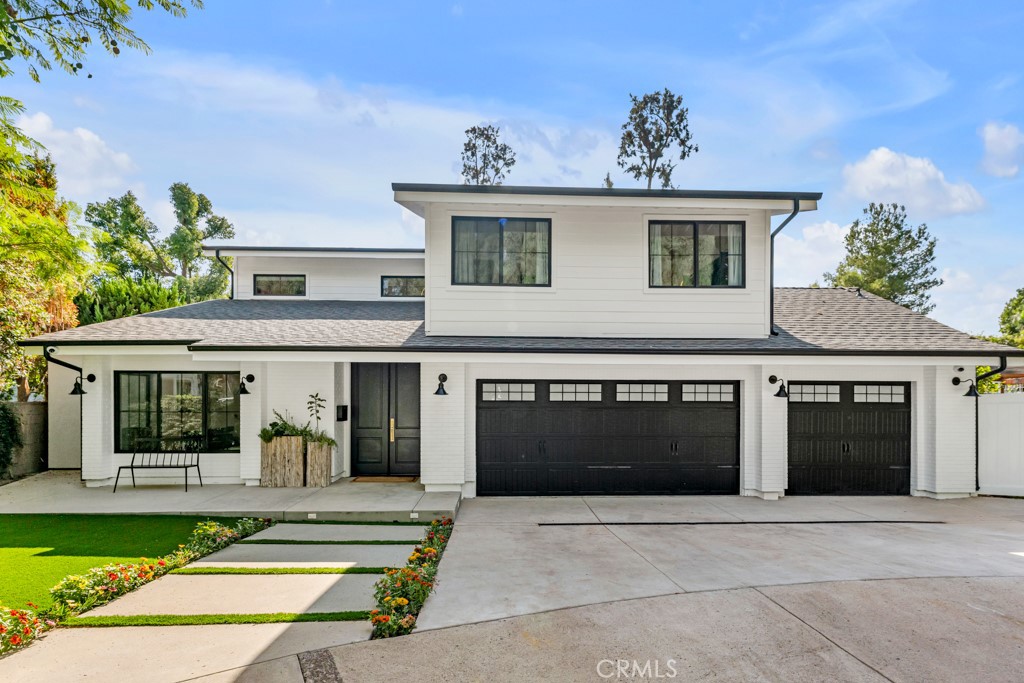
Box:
215, 249, 234, 299
974, 355, 1008, 492
43, 347, 91, 481
769, 198, 801, 335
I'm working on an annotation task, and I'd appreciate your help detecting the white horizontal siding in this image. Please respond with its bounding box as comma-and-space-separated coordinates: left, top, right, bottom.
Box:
424, 203, 771, 338
235, 256, 424, 301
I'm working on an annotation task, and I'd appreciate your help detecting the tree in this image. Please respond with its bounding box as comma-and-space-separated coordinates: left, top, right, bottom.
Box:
997, 288, 1024, 348
85, 182, 234, 302
617, 88, 698, 189
0, 0, 202, 82
74, 277, 184, 325
602, 172, 614, 189
460, 124, 515, 185
823, 203, 943, 315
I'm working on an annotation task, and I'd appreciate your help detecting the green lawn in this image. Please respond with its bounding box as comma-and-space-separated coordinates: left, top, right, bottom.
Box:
0, 514, 239, 610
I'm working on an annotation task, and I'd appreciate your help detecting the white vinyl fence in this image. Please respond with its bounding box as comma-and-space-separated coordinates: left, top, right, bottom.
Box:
979, 393, 1024, 496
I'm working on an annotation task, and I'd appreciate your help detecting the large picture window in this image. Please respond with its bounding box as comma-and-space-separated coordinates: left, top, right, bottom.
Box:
649, 221, 744, 288
115, 372, 241, 452
452, 217, 551, 286
254, 274, 306, 296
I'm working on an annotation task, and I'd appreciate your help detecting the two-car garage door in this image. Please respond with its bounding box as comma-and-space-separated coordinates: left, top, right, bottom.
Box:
476, 380, 740, 495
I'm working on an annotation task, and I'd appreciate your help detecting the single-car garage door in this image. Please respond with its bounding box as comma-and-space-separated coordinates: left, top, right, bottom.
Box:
476, 380, 739, 495
787, 382, 911, 495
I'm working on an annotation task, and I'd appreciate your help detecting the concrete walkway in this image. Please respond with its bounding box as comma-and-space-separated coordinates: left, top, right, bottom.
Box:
0, 471, 460, 522
0, 523, 422, 682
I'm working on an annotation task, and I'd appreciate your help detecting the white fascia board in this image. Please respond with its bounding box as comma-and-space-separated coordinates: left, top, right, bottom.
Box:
187, 349, 1000, 367
200, 249, 424, 260
27, 344, 194, 357
394, 191, 817, 217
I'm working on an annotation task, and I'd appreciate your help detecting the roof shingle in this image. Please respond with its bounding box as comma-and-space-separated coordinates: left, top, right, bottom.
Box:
22, 288, 1020, 357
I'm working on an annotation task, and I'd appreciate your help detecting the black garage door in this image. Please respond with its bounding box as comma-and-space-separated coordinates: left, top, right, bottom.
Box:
476, 380, 739, 495
787, 382, 911, 495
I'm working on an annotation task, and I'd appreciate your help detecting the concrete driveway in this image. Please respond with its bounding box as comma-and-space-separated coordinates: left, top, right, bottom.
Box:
416, 495, 1024, 630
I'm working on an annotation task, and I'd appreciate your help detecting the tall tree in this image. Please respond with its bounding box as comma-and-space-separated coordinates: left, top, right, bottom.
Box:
0, 0, 201, 81
998, 288, 1024, 348
617, 88, 698, 189
460, 124, 516, 185
74, 277, 183, 325
824, 203, 943, 314
84, 182, 234, 302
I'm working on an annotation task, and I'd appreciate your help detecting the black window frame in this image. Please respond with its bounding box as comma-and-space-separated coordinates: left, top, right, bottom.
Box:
451, 216, 552, 287
648, 220, 747, 289
253, 273, 307, 297
380, 275, 426, 298
114, 371, 242, 453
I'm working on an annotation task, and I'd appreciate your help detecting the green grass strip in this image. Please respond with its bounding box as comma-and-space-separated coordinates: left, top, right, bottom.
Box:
170, 566, 389, 575
237, 539, 418, 546
65, 611, 370, 627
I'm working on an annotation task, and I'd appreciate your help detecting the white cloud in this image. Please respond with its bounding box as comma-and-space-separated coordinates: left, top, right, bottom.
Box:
979, 121, 1024, 178
774, 221, 849, 287
931, 267, 1016, 335
17, 111, 137, 200
842, 147, 985, 217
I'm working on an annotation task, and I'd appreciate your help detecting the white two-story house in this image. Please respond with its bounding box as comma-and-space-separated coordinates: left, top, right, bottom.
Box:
26, 184, 1020, 499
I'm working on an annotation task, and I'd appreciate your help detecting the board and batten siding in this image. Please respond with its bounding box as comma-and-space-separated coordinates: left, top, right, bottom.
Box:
235, 256, 425, 300
423, 203, 772, 338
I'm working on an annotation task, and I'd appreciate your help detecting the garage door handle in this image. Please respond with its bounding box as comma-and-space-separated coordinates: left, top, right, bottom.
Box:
587, 465, 632, 469
889, 465, 909, 469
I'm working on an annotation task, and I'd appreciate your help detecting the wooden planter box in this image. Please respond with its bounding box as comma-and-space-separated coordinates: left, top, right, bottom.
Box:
306, 442, 332, 488
260, 436, 304, 487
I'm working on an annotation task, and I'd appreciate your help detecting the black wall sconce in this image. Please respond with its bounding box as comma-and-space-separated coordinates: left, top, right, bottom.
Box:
952, 376, 979, 398
69, 374, 96, 396
239, 374, 256, 395
434, 373, 448, 396
768, 375, 788, 399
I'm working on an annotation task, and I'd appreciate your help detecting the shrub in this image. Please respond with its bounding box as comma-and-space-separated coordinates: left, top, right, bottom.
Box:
370, 516, 454, 638
74, 278, 184, 326
0, 403, 23, 479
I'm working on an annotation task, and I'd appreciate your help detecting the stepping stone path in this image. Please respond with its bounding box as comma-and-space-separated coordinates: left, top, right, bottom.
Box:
78, 523, 423, 626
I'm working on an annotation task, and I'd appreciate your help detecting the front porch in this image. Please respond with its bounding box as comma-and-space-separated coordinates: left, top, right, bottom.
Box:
0, 471, 461, 522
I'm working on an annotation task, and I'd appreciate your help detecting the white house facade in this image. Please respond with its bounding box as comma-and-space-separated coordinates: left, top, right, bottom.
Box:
25, 185, 1021, 500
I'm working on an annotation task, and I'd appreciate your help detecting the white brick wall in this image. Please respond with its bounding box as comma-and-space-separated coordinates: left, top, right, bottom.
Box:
47, 357, 82, 468
419, 362, 466, 491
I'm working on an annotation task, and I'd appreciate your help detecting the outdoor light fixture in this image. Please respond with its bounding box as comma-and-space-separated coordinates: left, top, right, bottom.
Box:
434, 373, 448, 396
952, 376, 979, 398
768, 374, 789, 399
69, 374, 96, 396
239, 374, 256, 395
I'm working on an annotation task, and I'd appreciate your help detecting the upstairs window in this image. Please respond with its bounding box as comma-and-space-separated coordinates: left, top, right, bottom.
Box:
254, 274, 306, 296
649, 221, 745, 288
381, 276, 425, 297
452, 217, 551, 286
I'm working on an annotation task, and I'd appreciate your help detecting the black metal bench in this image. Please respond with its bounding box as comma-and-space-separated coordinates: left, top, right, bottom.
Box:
114, 437, 203, 493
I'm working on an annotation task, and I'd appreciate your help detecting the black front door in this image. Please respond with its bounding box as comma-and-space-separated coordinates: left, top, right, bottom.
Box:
787, 382, 911, 495
352, 363, 421, 476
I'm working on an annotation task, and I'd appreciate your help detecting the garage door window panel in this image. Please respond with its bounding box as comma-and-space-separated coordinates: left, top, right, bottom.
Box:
616, 383, 668, 401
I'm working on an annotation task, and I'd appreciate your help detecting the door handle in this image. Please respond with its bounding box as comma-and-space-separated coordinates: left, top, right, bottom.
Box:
389, 418, 395, 443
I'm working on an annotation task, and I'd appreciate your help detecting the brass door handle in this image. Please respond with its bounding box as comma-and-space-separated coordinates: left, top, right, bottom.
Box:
389, 418, 395, 443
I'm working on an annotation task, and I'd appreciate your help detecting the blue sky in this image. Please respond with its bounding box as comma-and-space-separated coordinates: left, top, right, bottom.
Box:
7, 0, 1024, 333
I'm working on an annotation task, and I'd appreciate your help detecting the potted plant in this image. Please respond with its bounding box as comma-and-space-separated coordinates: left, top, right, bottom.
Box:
257, 394, 337, 488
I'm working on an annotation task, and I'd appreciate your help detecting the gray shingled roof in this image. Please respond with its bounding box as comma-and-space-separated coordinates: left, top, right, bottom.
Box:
22, 288, 1021, 357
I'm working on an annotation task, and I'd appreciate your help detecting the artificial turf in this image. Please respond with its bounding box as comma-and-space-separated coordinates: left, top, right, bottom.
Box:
237, 539, 418, 546
171, 566, 389, 575
0, 514, 239, 610
65, 611, 370, 627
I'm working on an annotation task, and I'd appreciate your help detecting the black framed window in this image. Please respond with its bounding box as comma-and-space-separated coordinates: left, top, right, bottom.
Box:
452, 217, 551, 286
649, 221, 745, 288
254, 274, 306, 296
115, 372, 241, 452
381, 275, 425, 297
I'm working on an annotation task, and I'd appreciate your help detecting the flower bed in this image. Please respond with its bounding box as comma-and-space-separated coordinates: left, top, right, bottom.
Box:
370, 516, 454, 638
0, 517, 271, 656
